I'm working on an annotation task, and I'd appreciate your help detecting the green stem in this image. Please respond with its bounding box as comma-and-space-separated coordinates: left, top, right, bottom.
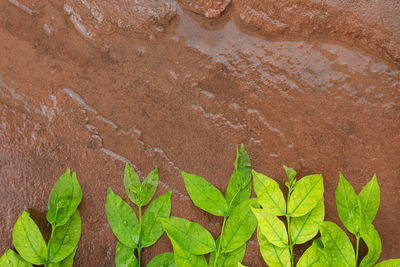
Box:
46, 223, 57, 266
356, 234, 360, 266
138, 205, 142, 266
214, 216, 227, 267
286, 187, 294, 267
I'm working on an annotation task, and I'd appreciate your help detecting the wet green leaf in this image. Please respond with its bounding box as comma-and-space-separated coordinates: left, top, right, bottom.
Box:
124, 162, 141, 206
290, 199, 324, 244
48, 249, 76, 267
287, 174, 324, 217
146, 252, 175, 267
106, 188, 139, 248
209, 237, 246, 267
48, 210, 81, 263
251, 208, 288, 247
115, 242, 138, 267
336, 174, 361, 234
182, 171, 228, 216
160, 217, 215, 255
359, 223, 381, 267
171, 240, 207, 267
141, 191, 172, 247
252, 170, 286, 216
374, 259, 400, 267
225, 145, 252, 214
13, 211, 47, 265
257, 228, 290, 267
283, 166, 296, 189
297, 241, 325, 267
139, 168, 159, 206
47, 169, 82, 227
221, 199, 258, 253
319, 221, 356, 267
0, 249, 32, 267
358, 175, 380, 225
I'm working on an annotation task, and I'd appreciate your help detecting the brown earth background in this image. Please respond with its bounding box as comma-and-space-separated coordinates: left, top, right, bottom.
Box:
0, 0, 399, 266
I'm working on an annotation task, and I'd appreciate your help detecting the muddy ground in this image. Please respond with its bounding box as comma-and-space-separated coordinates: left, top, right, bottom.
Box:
0, 0, 399, 266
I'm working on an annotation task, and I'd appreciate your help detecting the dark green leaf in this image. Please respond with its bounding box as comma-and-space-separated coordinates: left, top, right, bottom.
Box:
124, 162, 141, 206
374, 259, 400, 267
290, 199, 324, 244
146, 252, 175, 267
48, 249, 76, 267
336, 173, 362, 235
47, 169, 82, 227
171, 240, 207, 267
221, 199, 258, 253
257, 228, 290, 267
225, 145, 252, 214
106, 188, 139, 248
358, 175, 380, 225
209, 237, 246, 267
182, 171, 228, 216
13, 211, 47, 265
319, 221, 356, 267
287, 174, 324, 217
0, 249, 32, 267
359, 223, 381, 267
253, 170, 286, 216
141, 191, 172, 247
160, 217, 215, 255
48, 210, 81, 263
139, 168, 159, 206
116, 242, 138, 267
252, 208, 288, 247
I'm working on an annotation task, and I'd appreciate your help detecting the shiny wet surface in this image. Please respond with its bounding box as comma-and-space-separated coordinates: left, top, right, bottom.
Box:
0, 0, 399, 265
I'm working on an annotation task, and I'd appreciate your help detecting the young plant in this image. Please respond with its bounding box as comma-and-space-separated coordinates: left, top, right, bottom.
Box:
298, 174, 400, 267
252, 166, 324, 267
106, 162, 172, 267
160, 145, 258, 267
0, 169, 83, 267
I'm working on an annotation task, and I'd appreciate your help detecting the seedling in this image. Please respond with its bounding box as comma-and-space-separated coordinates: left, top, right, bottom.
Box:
106, 163, 172, 266
160, 145, 258, 267
298, 174, 400, 267
252, 166, 324, 267
0, 169, 82, 267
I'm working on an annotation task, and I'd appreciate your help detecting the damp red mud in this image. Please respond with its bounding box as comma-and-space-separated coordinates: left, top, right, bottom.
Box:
0, 0, 399, 266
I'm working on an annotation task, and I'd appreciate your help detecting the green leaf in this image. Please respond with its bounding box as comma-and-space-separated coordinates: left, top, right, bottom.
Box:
336, 173, 362, 234
287, 174, 324, 217
252, 170, 286, 216
251, 207, 288, 247
106, 188, 140, 248
48, 210, 81, 263
359, 223, 381, 267
48, 249, 76, 267
290, 199, 324, 244
147, 252, 175, 267
257, 228, 290, 267
115, 242, 138, 267
358, 175, 380, 225
209, 237, 246, 267
171, 240, 207, 267
13, 211, 47, 265
221, 199, 258, 253
319, 221, 356, 267
374, 259, 400, 267
139, 168, 159, 206
124, 162, 141, 205
0, 249, 32, 267
182, 171, 228, 216
297, 241, 325, 267
47, 169, 83, 227
225, 145, 252, 214
141, 191, 172, 247
160, 217, 216, 255
283, 166, 296, 189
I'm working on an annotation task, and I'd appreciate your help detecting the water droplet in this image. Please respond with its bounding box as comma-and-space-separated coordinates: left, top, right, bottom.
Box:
117, 247, 121, 252
123, 220, 128, 226
64, 235, 70, 242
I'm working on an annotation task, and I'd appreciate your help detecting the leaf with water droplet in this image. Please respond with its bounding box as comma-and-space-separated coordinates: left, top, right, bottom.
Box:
374, 259, 400, 267
115, 242, 138, 267
170, 240, 207, 267
257, 228, 290, 267
47, 169, 82, 227
139, 168, 159, 206
0, 249, 32, 267
359, 174, 380, 225
48, 248, 76, 267
106, 188, 140, 248
147, 252, 175, 267
124, 162, 142, 206
359, 223, 381, 267
48, 210, 81, 263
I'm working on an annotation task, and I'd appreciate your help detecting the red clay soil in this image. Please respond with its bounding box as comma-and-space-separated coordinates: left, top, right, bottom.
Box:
0, 0, 399, 266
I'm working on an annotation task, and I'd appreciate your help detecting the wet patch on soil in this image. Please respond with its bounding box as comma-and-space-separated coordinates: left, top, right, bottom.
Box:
0, 0, 399, 266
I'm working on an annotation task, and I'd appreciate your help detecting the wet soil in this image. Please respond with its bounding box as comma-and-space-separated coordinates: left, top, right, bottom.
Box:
0, 0, 399, 266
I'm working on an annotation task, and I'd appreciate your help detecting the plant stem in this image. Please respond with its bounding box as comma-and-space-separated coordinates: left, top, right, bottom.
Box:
138, 205, 142, 266
286, 187, 294, 267
214, 216, 227, 267
356, 234, 360, 266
